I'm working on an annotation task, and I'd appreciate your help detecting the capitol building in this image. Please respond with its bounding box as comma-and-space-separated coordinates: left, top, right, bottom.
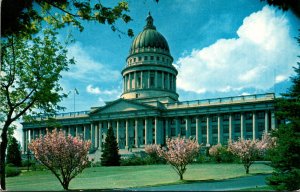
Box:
22, 14, 276, 154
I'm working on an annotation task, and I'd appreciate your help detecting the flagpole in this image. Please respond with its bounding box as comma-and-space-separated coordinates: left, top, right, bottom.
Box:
74, 88, 76, 114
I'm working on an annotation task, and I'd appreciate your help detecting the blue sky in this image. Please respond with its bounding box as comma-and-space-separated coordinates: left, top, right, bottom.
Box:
59, 0, 299, 113
13, 0, 300, 142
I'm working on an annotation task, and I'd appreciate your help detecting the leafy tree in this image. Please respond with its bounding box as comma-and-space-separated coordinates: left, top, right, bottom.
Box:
101, 127, 121, 166
228, 133, 274, 174
0, 28, 74, 190
6, 137, 22, 167
260, 0, 300, 18
267, 39, 300, 190
156, 137, 201, 180
28, 129, 91, 190
1, 0, 133, 38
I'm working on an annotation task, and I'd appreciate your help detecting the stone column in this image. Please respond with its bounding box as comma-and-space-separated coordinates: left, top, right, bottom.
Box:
175, 118, 180, 136
165, 119, 169, 139
185, 117, 191, 138
155, 117, 161, 144
229, 114, 233, 141
217, 115, 223, 144
271, 111, 275, 129
68, 126, 71, 135
241, 113, 245, 139
253, 112, 258, 140
125, 119, 129, 149
265, 111, 269, 133
196, 116, 201, 144
83, 124, 87, 140
91, 124, 95, 148
162, 72, 165, 89
206, 116, 211, 145
155, 71, 158, 88
135, 119, 139, 147
141, 71, 143, 88
129, 73, 132, 90
99, 122, 102, 149
75, 126, 78, 137
167, 73, 170, 90
144, 118, 148, 145
116, 120, 120, 144
134, 71, 137, 89
95, 123, 98, 148
148, 71, 150, 88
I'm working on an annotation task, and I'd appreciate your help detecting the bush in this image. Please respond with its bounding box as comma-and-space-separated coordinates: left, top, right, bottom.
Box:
209, 144, 237, 163
6, 165, 21, 177
120, 155, 147, 166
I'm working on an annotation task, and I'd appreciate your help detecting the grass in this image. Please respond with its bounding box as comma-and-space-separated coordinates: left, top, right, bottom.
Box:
6, 163, 273, 191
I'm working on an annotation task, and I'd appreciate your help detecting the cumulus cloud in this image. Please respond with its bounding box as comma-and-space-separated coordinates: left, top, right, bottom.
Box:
63, 43, 120, 83
86, 84, 120, 96
176, 6, 299, 94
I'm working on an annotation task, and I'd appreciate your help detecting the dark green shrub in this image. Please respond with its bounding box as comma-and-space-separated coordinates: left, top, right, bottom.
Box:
7, 137, 22, 167
101, 127, 121, 166
6, 165, 21, 177
209, 144, 237, 163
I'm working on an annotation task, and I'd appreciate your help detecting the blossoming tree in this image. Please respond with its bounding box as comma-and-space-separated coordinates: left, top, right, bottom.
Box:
228, 132, 274, 174
28, 129, 91, 190
156, 137, 201, 180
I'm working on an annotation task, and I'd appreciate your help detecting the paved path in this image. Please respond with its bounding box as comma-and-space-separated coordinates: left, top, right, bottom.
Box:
128, 174, 270, 191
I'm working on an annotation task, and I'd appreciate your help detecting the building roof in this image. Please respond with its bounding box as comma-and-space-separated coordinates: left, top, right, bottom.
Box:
129, 13, 170, 55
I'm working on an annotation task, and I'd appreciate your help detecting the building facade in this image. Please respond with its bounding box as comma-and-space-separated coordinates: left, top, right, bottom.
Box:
22, 14, 276, 154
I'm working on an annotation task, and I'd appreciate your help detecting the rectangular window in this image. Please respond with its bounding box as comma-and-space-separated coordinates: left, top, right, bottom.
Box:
257, 111, 265, 119
258, 122, 264, 132
246, 123, 252, 132
212, 125, 218, 134
171, 128, 175, 136
234, 113, 241, 121
191, 126, 196, 135
234, 124, 241, 133
223, 124, 229, 133
150, 56, 154, 60
223, 114, 229, 121
138, 57, 142, 61
212, 116, 217, 122
246, 113, 252, 120
156, 56, 160, 61
144, 56, 148, 60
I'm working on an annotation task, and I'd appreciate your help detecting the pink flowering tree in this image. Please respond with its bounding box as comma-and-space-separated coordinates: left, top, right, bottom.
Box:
28, 129, 91, 190
228, 132, 275, 174
156, 137, 201, 180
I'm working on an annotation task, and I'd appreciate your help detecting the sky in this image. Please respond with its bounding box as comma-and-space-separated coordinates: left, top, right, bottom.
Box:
14, 0, 300, 142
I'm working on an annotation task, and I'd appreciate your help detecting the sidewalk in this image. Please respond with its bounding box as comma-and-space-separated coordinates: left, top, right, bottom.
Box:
128, 174, 270, 191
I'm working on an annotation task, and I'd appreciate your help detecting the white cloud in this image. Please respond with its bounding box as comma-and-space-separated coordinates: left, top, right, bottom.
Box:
86, 84, 120, 96
176, 6, 299, 94
63, 43, 120, 83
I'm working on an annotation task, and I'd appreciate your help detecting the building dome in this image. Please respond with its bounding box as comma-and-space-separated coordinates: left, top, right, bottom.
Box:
129, 13, 170, 55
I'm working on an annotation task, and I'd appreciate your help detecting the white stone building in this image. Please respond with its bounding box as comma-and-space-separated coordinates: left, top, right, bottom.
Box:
22, 14, 276, 154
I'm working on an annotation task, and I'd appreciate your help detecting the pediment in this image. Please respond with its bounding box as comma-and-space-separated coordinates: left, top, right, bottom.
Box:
90, 99, 156, 114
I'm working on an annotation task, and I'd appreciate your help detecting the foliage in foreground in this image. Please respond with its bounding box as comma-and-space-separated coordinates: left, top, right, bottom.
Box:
267, 57, 300, 190
208, 144, 237, 163
100, 127, 121, 166
149, 137, 201, 180
6, 137, 22, 167
0, 28, 74, 190
228, 132, 275, 174
29, 129, 91, 190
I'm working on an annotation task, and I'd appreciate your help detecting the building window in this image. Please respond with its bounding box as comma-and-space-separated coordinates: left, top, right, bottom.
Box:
246, 123, 252, 132
234, 113, 241, 121
181, 127, 186, 135
257, 111, 264, 119
191, 126, 196, 135
258, 122, 264, 132
162, 57, 165, 62
223, 114, 229, 121
212, 116, 217, 122
171, 119, 175, 125
137, 76, 141, 88
144, 56, 148, 60
136, 94, 138, 98
191, 117, 196, 124
246, 113, 252, 120
201, 116, 206, 123
180, 118, 185, 124
234, 124, 241, 133
150, 72, 155, 87
223, 125, 229, 133
171, 128, 175, 136
156, 56, 160, 61
150, 56, 154, 60
134, 58, 136, 62
201, 126, 206, 134
138, 56, 142, 61
212, 125, 218, 134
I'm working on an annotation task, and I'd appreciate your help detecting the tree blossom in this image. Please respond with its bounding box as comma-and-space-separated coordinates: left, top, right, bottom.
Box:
156, 137, 201, 180
228, 132, 274, 174
28, 129, 91, 190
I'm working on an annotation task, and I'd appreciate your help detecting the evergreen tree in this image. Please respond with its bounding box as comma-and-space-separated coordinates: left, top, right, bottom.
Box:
6, 137, 22, 167
100, 127, 120, 166
267, 36, 300, 190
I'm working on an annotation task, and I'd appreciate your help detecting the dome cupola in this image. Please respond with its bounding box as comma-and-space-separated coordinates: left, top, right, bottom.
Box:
129, 12, 170, 55
121, 13, 178, 103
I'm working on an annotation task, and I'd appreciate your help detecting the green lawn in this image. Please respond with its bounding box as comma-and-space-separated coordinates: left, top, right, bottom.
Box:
7, 163, 272, 191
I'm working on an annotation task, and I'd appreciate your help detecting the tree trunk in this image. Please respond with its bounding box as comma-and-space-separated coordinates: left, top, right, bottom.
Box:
179, 173, 183, 180
245, 165, 250, 174
0, 123, 9, 190
63, 179, 70, 190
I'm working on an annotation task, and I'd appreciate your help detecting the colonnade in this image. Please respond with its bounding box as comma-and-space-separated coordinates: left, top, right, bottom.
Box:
23, 110, 276, 153
123, 70, 176, 92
